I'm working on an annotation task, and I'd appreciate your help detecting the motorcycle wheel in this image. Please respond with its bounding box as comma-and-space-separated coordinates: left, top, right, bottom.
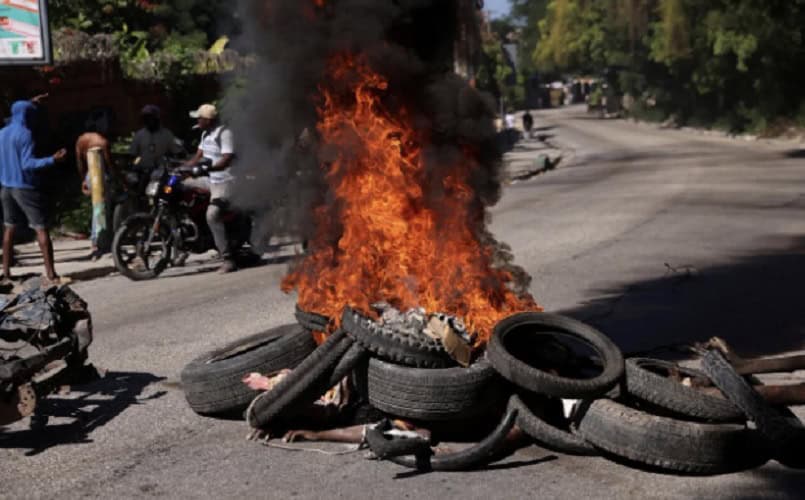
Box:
112, 200, 134, 235
112, 213, 173, 281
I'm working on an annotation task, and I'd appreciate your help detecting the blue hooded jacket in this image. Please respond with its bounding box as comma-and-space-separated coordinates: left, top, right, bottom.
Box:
0, 100, 55, 189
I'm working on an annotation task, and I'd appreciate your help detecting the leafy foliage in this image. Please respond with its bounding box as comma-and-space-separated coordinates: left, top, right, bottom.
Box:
513, 0, 805, 132
48, 0, 240, 83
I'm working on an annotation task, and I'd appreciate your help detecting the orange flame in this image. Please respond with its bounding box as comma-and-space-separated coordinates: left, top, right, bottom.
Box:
283, 55, 540, 345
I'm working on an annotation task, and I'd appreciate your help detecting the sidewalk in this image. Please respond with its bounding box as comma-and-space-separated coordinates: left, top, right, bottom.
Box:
9, 238, 119, 283
9, 236, 302, 284
8, 238, 222, 284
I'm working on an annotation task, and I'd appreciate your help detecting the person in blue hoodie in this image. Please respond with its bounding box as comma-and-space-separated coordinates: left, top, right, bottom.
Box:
0, 98, 67, 284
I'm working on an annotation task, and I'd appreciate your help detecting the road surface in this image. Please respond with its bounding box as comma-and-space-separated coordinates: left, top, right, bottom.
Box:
2, 107, 804, 498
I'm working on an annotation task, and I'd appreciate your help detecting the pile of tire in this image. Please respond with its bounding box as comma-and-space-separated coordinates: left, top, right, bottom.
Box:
180, 308, 804, 474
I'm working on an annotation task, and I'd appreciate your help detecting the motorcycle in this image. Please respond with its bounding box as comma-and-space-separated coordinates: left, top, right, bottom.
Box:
111, 158, 152, 235
111, 160, 254, 281
1, 281, 94, 426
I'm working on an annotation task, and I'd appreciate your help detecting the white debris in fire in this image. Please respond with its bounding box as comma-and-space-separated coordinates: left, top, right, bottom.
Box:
370, 302, 478, 366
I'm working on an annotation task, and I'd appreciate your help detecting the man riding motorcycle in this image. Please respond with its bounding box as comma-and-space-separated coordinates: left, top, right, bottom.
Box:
182, 103, 238, 274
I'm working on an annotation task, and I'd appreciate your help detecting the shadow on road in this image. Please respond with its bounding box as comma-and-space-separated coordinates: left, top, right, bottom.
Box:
783, 149, 805, 159
730, 467, 805, 500
560, 236, 805, 357
0, 371, 165, 456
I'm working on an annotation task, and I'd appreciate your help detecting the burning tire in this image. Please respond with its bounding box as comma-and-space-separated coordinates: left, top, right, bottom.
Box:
624, 358, 744, 422
487, 313, 624, 399
366, 356, 505, 421
341, 308, 454, 368
576, 398, 770, 474
181, 324, 316, 417
295, 305, 330, 332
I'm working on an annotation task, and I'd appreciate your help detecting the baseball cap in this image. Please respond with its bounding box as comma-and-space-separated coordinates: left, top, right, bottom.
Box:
141, 104, 161, 117
189, 103, 218, 120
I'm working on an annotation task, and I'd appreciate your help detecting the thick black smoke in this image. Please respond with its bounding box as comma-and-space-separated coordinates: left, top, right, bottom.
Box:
225, 0, 531, 294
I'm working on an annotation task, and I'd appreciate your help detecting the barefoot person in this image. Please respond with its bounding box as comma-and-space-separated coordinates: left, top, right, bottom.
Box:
0, 98, 67, 284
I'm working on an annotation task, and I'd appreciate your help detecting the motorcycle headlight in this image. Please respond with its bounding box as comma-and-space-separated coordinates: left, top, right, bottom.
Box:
145, 181, 159, 197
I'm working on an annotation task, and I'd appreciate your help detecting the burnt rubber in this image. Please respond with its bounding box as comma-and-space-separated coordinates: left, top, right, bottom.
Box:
364, 420, 432, 459
366, 356, 505, 421
326, 341, 368, 389
181, 324, 316, 417
341, 307, 454, 368
367, 406, 518, 472
294, 305, 330, 332
701, 349, 805, 469
508, 394, 597, 456
246, 329, 351, 429
576, 398, 769, 474
625, 358, 744, 422
487, 313, 624, 399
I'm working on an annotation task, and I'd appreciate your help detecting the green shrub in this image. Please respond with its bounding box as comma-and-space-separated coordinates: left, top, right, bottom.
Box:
56, 195, 92, 235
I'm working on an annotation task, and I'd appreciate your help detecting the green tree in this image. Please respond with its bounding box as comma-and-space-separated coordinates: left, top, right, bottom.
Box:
520, 0, 805, 132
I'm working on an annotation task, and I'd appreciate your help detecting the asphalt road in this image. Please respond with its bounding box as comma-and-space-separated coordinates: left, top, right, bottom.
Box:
2, 107, 804, 499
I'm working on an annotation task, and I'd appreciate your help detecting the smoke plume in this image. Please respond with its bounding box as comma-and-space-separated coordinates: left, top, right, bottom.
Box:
224, 0, 534, 315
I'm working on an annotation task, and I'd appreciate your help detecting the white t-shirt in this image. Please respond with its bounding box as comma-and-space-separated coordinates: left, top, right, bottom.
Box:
130, 127, 181, 170
505, 114, 516, 129
200, 125, 235, 184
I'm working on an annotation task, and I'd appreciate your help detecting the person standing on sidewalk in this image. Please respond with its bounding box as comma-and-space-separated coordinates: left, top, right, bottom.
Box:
183, 103, 237, 273
0, 98, 67, 284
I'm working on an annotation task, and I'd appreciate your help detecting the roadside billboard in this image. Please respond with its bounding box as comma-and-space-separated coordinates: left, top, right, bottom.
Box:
0, 0, 51, 65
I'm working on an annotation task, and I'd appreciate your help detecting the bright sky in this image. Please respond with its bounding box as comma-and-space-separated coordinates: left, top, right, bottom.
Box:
485, 0, 511, 18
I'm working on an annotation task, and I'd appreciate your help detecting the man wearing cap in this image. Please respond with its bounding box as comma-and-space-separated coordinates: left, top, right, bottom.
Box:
130, 105, 183, 171
184, 103, 238, 273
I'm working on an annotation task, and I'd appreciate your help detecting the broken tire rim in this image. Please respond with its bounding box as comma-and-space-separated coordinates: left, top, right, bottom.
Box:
368, 405, 518, 472
701, 349, 805, 469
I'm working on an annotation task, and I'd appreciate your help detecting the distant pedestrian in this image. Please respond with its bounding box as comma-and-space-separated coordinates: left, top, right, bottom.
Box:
0, 97, 67, 284
522, 110, 534, 138
76, 130, 117, 260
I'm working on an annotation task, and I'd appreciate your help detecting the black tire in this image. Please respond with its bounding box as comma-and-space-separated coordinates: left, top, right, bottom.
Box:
625, 358, 743, 422
180, 324, 317, 417
112, 213, 172, 281
487, 313, 624, 399
576, 398, 769, 474
701, 349, 805, 469
508, 394, 597, 456
295, 305, 330, 332
112, 199, 134, 235
246, 330, 352, 429
366, 356, 505, 421
342, 307, 454, 368
374, 407, 519, 472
